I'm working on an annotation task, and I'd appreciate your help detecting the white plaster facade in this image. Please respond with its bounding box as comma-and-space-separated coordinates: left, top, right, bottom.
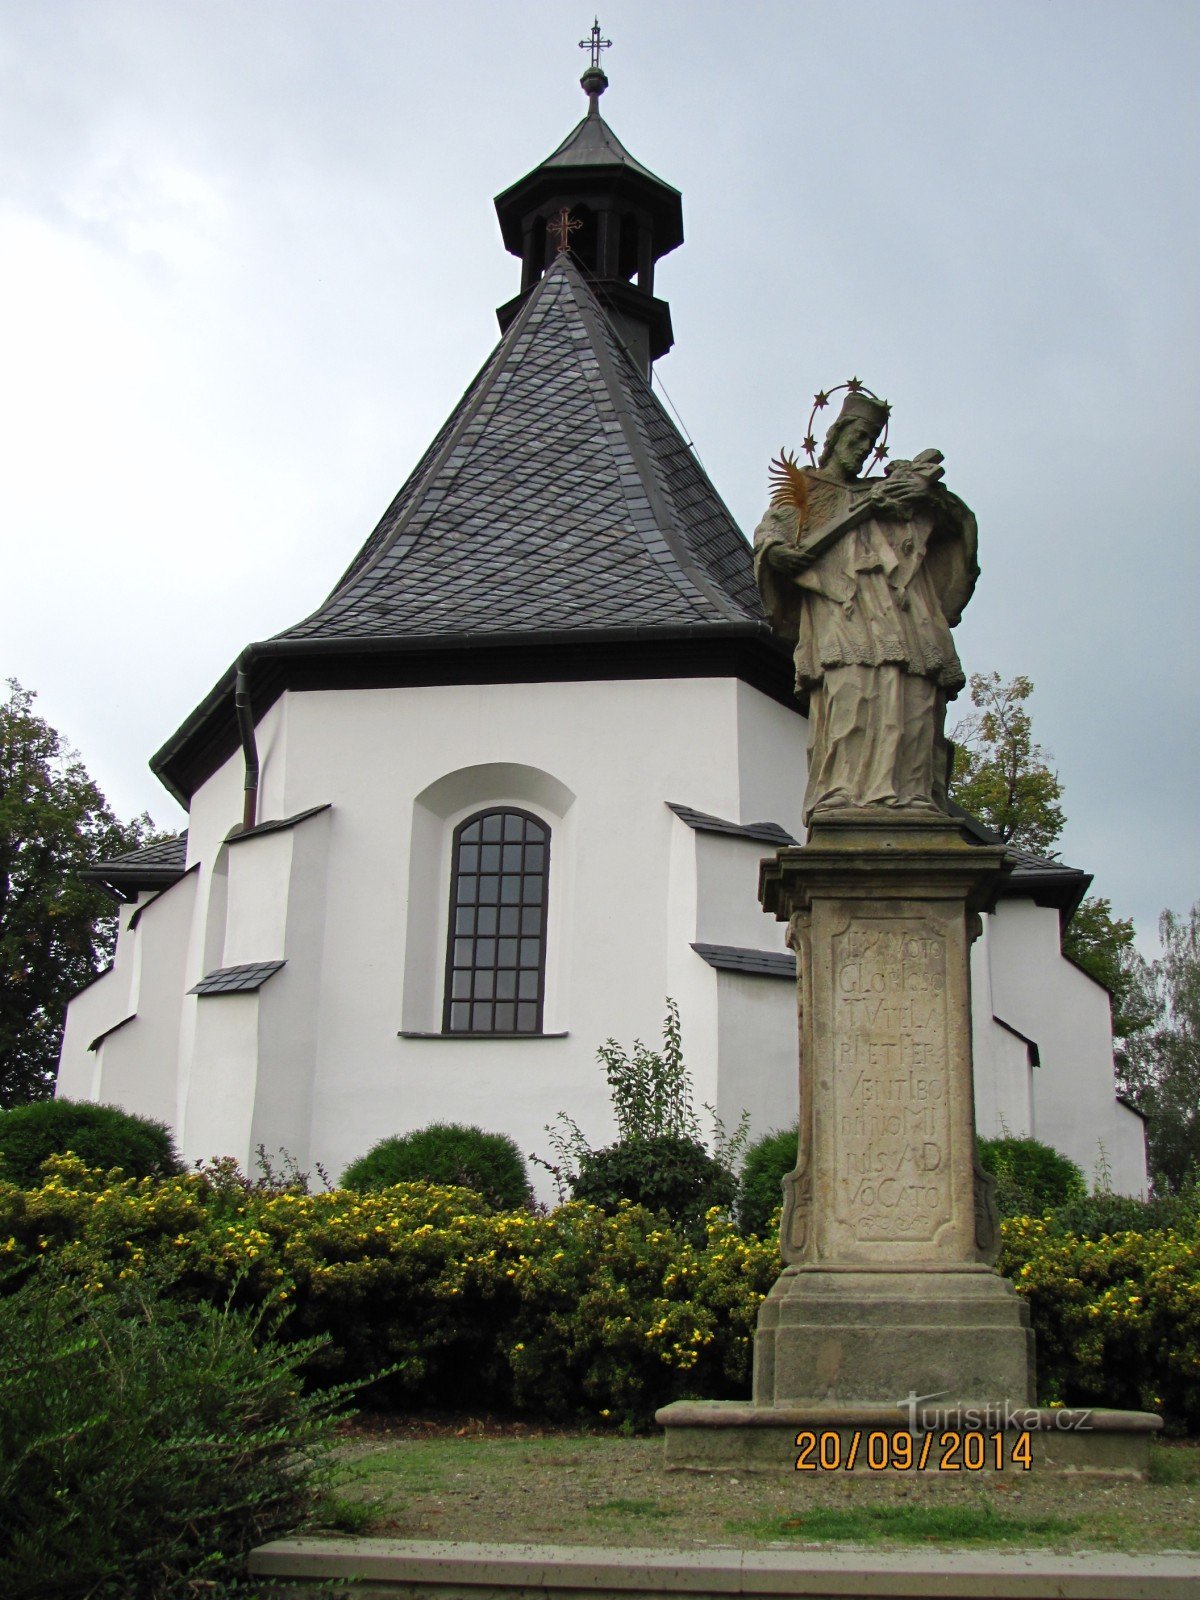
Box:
58, 672, 1146, 1197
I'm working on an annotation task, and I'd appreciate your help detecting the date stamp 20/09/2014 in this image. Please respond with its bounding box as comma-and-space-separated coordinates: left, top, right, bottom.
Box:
795, 1429, 1033, 1472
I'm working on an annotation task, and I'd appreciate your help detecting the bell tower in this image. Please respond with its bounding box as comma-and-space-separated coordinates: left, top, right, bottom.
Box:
493, 24, 683, 376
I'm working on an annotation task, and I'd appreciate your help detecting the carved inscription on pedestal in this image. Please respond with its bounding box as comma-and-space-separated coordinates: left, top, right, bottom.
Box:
832, 918, 951, 1242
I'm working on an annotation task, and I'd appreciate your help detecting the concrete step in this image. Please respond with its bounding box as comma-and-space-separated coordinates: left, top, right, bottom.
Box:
249, 1537, 1200, 1598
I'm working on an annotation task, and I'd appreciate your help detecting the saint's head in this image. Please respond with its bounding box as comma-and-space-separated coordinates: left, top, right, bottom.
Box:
819, 392, 889, 480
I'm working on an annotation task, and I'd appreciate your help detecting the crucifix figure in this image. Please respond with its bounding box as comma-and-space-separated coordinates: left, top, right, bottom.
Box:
579, 19, 612, 70
547, 207, 583, 255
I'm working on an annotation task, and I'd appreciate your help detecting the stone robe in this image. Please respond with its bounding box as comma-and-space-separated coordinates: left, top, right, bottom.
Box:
754, 471, 978, 824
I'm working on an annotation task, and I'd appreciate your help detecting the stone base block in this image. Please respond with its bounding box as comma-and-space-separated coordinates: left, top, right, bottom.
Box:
754, 1266, 1035, 1406
657, 1401, 1162, 1479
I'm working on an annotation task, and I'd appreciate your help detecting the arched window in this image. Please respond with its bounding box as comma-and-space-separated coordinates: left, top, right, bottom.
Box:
443, 809, 550, 1035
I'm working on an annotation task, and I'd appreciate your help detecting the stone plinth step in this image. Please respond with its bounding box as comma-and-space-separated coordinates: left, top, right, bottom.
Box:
657, 1402, 1162, 1479
248, 1537, 1200, 1599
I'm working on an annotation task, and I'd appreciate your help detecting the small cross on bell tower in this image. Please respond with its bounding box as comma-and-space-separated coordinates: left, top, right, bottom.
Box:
578, 17, 613, 112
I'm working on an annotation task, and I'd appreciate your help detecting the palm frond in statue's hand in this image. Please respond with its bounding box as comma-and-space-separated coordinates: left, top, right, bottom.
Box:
768, 449, 809, 533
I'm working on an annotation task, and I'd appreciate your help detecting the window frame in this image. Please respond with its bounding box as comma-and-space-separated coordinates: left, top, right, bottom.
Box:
440, 806, 551, 1036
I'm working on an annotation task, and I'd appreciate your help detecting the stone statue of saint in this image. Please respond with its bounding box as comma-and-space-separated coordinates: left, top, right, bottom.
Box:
754, 391, 979, 825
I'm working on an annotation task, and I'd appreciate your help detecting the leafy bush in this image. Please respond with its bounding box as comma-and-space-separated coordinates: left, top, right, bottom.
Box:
571, 1135, 736, 1241
736, 1125, 798, 1237
8, 1155, 1198, 1434
0, 1265, 347, 1599
1044, 1182, 1200, 1240
977, 1135, 1086, 1218
541, 1000, 747, 1235
0, 1156, 776, 1426
999, 1215, 1200, 1433
0, 1098, 182, 1187
341, 1122, 532, 1210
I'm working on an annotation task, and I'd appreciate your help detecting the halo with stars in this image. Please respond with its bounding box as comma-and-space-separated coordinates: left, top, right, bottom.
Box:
803, 378, 892, 469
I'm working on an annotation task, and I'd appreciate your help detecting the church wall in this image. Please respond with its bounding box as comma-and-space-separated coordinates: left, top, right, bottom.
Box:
969, 918, 1036, 1140
713, 970, 800, 1146
56, 898, 140, 1101
666, 809, 718, 1120
57, 674, 1147, 1201
224, 828, 295, 966
985, 898, 1147, 1193
694, 833, 790, 951
252, 675, 757, 1186
734, 680, 808, 838
91, 869, 199, 1130
248, 810, 332, 1168
183, 993, 261, 1166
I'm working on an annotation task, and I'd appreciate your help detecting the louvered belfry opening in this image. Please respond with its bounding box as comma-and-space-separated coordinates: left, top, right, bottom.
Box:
443, 810, 550, 1035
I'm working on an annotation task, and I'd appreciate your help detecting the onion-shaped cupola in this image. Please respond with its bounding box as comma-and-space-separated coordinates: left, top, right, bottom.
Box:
493, 24, 683, 375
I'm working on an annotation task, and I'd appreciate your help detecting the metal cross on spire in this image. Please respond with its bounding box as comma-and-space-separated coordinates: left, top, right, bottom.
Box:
547, 207, 583, 255
579, 18, 612, 71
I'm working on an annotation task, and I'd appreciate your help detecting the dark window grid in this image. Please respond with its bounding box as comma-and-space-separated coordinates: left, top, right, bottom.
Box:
443, 808, 550, 1035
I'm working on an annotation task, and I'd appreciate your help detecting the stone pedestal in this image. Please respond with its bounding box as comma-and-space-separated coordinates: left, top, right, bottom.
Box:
658, 811, 1161, 1476
753, 811, 1032, 1407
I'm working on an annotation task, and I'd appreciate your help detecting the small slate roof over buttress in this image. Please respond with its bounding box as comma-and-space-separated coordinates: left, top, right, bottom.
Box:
274, 253, 764, 647
80, 832, 188, 898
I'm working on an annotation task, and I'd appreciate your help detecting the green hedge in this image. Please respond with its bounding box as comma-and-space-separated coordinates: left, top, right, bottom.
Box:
0, 1157, 776, 1425
0, 1099, 182, 1187
736, 1125, 798, 1237
341, 1122, 532, 1210
998, 1215, 1200, 1431
977, 1135, 1086, 1218
3, 1157, 1198, 1433
570, 1135, 736, 1242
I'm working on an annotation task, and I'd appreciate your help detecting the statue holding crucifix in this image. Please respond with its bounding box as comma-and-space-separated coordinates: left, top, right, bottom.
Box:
754, 385, 979, 826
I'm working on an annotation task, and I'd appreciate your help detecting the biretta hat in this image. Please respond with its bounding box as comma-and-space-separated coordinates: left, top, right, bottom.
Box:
836, 390, 889, 429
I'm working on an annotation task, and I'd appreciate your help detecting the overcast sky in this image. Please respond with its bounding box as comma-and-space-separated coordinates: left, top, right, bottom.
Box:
2, 0, 1196, 954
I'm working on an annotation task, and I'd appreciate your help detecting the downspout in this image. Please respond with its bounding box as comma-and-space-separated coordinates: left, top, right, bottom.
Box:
234, 660, 259, 833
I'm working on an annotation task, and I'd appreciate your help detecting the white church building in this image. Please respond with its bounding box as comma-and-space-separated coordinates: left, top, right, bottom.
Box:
56, 64, 1147, 1197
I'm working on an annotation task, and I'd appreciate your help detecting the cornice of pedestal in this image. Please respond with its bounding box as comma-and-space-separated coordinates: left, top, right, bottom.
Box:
759, 808, 1011, 921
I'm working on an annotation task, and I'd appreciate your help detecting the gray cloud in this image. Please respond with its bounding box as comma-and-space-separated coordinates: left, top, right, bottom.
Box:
1, 0, 1195, 952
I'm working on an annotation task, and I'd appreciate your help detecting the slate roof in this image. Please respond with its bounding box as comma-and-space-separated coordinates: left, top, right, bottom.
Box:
691, 943, 794, 979
81, 832, 189, 898
149, 255, 795, 805
949, 803, 1091, 920
190, 960, 287, 996
539, 108, 674, 186
225, 804, 331, 845
667, 802, 798, 847
281, 254, 764, 646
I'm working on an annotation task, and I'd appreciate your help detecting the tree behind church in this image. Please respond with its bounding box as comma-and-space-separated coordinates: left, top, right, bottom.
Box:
950, 670, 1066, 855
0, 681, 162, 1107
1118, 903, 1200, 1193
950, 670, 1146, 1035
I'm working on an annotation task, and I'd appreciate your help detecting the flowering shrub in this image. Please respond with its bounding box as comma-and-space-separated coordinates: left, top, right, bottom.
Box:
998, 1214, 1200, 1431
3, 1157, 1197, 1431
0, 1156, 777, 1424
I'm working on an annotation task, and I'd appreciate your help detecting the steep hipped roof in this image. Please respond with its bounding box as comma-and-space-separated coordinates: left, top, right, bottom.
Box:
282, 254, 762, 644
151, 256, 789, 805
